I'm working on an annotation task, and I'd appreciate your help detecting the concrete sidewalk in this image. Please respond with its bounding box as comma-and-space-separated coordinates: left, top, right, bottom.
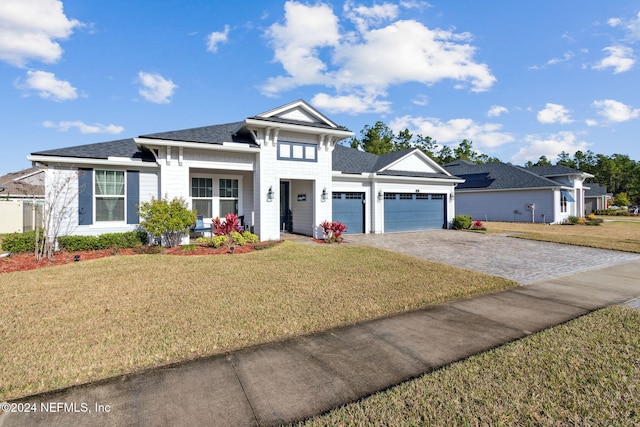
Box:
2, 260, 640, 427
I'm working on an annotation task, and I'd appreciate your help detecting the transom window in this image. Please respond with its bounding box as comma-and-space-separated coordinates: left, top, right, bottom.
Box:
191, 177, 213, 218
277, 141, 317, 162
95, 170, 125, 222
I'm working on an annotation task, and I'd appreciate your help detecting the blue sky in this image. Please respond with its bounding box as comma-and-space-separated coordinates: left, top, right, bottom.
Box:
1, 0, 640, 175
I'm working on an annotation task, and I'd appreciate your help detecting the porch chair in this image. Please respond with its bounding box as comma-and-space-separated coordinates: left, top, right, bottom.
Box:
191, 214, 210, 237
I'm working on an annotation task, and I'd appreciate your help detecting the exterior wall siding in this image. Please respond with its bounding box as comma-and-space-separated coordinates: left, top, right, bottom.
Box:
455, 189, 556, 223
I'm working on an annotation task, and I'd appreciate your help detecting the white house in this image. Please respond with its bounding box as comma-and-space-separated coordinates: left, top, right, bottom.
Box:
28, 100, 462, 241
444, 161, 593, 223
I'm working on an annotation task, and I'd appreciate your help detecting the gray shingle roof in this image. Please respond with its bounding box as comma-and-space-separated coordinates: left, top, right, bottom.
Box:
526, 165, 585, 176
445, 160, 561, 190
585, 183, 611, 197
141, 121, 256, 145
332, 145, 457, 179
31, 139, 155, 162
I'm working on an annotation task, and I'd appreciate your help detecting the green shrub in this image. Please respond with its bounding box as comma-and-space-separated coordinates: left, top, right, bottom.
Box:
566, 215, 580, 225
230, 231, 246, 246
585, 218, 604, 226
242, 231, 259, 244
181, 244, 197, 252
1, 230, 39, 253
452, 215, 473, 230
57, 231, 147, 251
196, 235, 228, 248
138, 196, 196, 248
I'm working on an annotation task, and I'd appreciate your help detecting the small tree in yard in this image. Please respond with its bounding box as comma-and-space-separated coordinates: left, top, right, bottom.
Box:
138, 196, 196, 248
36, 168, 80, 260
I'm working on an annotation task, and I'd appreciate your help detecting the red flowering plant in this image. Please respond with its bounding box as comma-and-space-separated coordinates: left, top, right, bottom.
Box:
320, 220, 347, 243
212, 213, 243, 236
470, 219, 486, 231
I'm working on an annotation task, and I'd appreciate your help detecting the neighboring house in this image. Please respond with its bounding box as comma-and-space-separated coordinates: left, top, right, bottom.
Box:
0, 167, 44, 233
27, 100, 462, 241
584, 183, 612, 213
444, 161, 593, 224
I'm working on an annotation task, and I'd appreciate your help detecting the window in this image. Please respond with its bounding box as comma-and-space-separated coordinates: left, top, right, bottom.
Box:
277, 141, 317, 162
191, 177, 213, 217
560, 193, 568, 213
95, 170, 125, 222
219, 178, 238, 216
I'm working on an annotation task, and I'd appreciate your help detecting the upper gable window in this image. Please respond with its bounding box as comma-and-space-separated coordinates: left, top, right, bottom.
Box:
277, 141, 317, 162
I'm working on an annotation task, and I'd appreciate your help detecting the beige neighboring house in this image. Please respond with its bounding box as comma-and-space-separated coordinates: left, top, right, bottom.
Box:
0, 167, 45, 233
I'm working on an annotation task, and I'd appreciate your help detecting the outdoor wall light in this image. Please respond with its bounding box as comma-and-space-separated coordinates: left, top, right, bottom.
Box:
321, 187, 328, 202
267, 186, 274, 202
377, 190, 383, 201
449, 193, 455, 201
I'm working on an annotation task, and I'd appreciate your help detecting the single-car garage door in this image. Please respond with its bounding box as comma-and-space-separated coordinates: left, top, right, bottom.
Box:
332, 192, 365, 233
384, 193, 445, 232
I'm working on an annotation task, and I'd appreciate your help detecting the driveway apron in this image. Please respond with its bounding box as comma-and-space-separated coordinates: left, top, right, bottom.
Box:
345, 230, 640, 284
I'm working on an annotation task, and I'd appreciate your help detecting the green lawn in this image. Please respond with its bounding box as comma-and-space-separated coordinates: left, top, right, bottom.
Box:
487, 220, 640, 253
300, 305, 640, 426
0, 241, 515, 401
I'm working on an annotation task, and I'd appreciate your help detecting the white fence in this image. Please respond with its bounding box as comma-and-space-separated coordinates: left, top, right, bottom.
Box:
0, 200, 43, 234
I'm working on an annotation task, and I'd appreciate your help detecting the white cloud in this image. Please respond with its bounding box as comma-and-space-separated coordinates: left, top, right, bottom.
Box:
607, 12, 640, 41
0, 0, 81, 67
592, 45, 635, 74
206, 25, 230, 53
262, 1, 495, 107
16, 70, 78, 101
537, 103, 573, 124
390, 115, 513, 150
137, 71, 178, 104
585, 119, 598, 127
344, 1, 399, 33
43, 120, 124, 134
511, 132, 590, 164
311, 92, 391, 114
487, 105, 508, 118
592, 99, 640, 122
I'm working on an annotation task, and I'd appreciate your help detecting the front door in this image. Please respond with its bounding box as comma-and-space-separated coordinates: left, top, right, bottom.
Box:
280, 181, 291, 232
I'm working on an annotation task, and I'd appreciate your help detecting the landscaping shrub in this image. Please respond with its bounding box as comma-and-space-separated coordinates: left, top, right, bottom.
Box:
452, 215, 473, 230
320, 220, 347, 243
242, 231, 259, 244
230, 231, 247, 246
470, 219, 487, 231
196, 235, 228, 248
138, 196, 196, 248
1, 230, 39, 253
212, 213, 243, 236
565, 216, 580, 225
57, 231, 147, 251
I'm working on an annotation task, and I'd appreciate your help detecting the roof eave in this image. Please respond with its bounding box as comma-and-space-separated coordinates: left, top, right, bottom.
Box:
244, 118, 353, 140
134, 137, 260, 153
27, 155, 159, 168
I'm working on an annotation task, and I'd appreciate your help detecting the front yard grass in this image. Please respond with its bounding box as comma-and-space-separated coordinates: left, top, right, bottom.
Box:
0, 241, 515, 401
487, 220, 640, 253
301, 305, 640, 426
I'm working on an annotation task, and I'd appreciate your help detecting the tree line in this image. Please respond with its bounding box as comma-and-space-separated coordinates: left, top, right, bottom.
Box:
346, 121, 640, 203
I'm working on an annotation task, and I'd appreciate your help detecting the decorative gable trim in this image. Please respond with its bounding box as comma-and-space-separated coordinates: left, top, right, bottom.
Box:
255, 99, 339, 128
379, 149, 452, 176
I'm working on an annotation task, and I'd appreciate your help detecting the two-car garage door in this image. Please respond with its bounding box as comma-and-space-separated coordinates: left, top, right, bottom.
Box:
383, 193, 445, 232
332, 192, 446, 233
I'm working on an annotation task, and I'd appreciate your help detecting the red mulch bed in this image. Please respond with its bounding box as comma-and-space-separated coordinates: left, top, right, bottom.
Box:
0, 244, 255, 274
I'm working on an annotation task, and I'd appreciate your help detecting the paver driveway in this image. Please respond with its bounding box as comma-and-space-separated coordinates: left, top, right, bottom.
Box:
346, 230, 640, 284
